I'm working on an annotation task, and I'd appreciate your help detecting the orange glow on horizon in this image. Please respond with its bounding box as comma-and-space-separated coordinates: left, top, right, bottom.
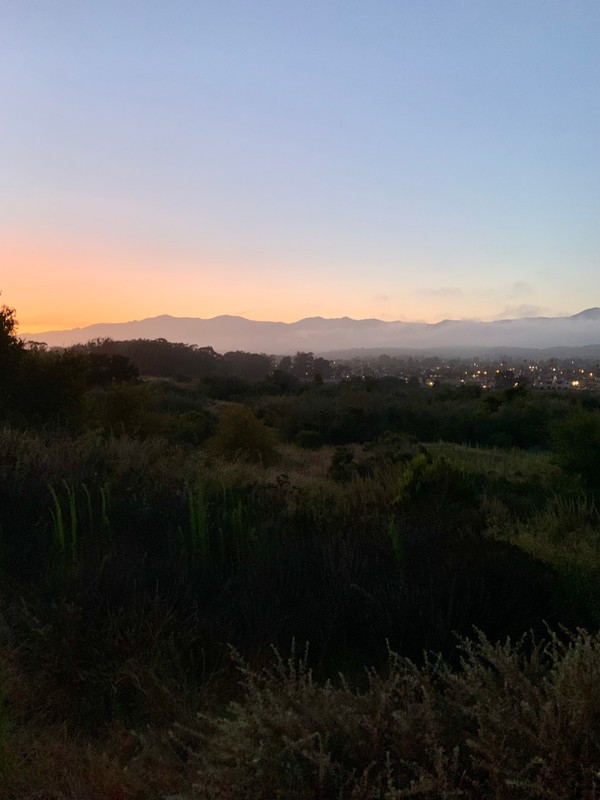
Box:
1, 230, 505, 333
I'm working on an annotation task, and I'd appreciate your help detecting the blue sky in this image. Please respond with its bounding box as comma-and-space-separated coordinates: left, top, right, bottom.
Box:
2, 1, 600, 331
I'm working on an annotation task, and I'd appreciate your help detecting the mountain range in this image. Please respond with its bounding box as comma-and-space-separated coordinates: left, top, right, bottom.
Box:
23, 308, 600, 357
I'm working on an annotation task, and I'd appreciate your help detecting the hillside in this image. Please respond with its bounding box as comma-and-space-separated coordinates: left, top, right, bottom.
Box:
23, 308, 600, 354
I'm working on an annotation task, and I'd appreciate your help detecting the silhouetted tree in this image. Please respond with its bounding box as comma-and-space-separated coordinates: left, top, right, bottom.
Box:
259, 369, 299, 395
75, 338, 223, 379
278, 355, 292, 372
222, 351, 272, 382
0, 299, 23, 373
313, 357, 333, 380
0, 299, 24, 411
85, 352, 140, 386
292, 351, 315, 380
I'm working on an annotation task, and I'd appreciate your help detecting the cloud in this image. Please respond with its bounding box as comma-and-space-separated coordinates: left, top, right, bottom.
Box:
508, 281, 534, 299
418, 283, 535, 302
493, 304, 551, 320
373, 293, 390, 302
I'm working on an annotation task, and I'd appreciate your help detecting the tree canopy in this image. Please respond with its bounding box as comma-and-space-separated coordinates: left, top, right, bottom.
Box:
0, 300, 20, 350
0, 299, 23, 380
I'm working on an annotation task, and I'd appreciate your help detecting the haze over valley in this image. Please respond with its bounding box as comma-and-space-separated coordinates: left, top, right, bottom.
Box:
24, 307, 600, 356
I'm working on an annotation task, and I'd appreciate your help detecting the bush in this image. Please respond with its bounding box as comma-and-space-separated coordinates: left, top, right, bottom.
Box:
193, 629, 600, 800
206, 404, 278, 465
395, 452, 479, 520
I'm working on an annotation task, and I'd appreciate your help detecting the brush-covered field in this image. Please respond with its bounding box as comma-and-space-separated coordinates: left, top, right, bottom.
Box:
1, 322, 600, 797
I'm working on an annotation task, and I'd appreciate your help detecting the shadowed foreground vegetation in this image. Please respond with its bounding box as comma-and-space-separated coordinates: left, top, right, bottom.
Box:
1, 300, 600, 798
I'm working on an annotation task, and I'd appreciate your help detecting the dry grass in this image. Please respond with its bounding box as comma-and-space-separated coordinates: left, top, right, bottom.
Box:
1, 724, 196, 800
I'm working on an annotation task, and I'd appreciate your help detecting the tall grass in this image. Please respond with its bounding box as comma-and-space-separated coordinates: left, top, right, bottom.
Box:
486, 493, 600, 625
428, 440, 557, 482
387, 517, 404, 565
48, 482, 78, 565
183, 482, 209, 561
100, 483, 111, 538
48, 485, 66, 557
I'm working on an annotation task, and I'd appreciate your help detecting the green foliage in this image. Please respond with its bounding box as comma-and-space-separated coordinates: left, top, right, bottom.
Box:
255, 379, 571, 450
15, 350, 88, 422
206, 404, 278, 465
428, 440, 555, 481
552, 409, 600, 490
369, 430, 419, 464
395, 451, 433, 503
83, 382, 158, 434
395, 451, 478, 516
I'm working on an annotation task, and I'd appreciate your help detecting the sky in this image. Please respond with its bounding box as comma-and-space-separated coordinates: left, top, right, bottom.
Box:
2, 1, 600, 333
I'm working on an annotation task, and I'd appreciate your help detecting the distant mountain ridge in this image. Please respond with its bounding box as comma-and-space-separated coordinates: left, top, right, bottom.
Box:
22, 308, 600, 356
